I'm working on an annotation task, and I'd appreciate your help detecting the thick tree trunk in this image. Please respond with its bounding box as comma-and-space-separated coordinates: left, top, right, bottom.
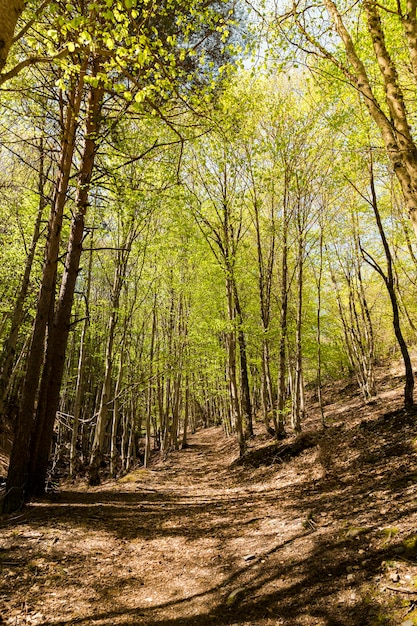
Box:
0, 0, 24, 72
2, 68, 86, 514
27, 74, 103, 497
321, 0, 417, 238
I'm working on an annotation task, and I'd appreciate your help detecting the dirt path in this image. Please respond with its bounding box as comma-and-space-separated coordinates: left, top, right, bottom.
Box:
1, 393, 417, 626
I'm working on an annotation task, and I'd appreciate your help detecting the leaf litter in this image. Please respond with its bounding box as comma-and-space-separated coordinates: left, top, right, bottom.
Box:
0, 366, 417, 625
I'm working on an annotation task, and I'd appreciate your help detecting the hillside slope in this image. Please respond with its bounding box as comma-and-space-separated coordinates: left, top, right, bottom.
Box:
0, 365, 417, 625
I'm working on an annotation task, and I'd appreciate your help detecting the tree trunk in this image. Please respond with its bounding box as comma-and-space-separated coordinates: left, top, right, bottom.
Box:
0, 141, 47, 418
277, 185, 289, 438
144, 297, 157, 467
315, 221, 326, 427
182, 373, 190, 448
110, 353, 124, 477
27, 72, 103, 498
0, 0, 24, 72
2, 66, 87, 513
320, 0, 417, 238
292, 212, 304, 434
226, 276, 246, 456
69, 236, 93, 478
233, 282, 253, 437
251, 186, 276, 434
365, 158, 414, 409
89, 225, 134, 484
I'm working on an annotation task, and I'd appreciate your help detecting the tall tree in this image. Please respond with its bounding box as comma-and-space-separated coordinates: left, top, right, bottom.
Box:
280, 0, 417, 239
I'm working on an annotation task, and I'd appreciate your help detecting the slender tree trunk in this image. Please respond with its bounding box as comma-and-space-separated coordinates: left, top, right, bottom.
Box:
251, 189, 276, 434
226, 276, 246, 456
69, 237, 93, 478
0, 142, 47, 417
171, 373, 181, 450
316, 223, 326, 427
88, 272, 120, 484
277, 187, 289, 438
182, 373, 190, 448
110, 353, 124, 477
292, 218, 304, 434
89, 225, 134, 484
233, 283, 253, 437
144, 297, 157, 467
365, 158, 414, 409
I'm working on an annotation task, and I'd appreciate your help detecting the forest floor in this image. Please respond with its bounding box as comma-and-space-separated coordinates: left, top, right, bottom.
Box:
1, 365, 417, 625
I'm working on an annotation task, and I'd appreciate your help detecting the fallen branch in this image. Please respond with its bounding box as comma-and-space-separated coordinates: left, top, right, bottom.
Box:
386, 585, 417, 595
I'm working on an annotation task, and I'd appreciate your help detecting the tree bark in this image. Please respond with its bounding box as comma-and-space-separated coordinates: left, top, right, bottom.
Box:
233, 282, 253, 437
88, 225, 135, 484
2, 66, 86, 514
0, 0, 24, 72
27, 70, 103, 497
226, 276, 246, 456
320, 0, 417, 238
277, 183, 289, 438
144, 296, 157, 467
292, 204, 304, 433
69, 236, 93, 478
365, 158, 414, 409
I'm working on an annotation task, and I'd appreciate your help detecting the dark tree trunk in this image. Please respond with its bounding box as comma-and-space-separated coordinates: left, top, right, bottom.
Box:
363, 156, 414, 410
27, 71, 103, 498
2, 68, 86, 514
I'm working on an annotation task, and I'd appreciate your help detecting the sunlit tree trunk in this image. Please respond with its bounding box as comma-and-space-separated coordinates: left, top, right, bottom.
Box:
315, 219, 326, 427
277, 183, 289, 438
319, 0, 417, 238
292, 205, 305, 433
249, 181, 276, 435
144, 296, 157, 467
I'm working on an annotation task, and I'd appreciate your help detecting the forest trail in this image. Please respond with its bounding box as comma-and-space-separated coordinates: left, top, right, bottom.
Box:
1, 379, 417, 626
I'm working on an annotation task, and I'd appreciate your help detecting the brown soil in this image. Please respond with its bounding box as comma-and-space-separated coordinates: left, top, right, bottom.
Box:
1, 369, 417, 625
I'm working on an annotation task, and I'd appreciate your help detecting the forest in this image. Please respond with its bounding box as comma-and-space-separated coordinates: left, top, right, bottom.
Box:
1, 0, 417, 623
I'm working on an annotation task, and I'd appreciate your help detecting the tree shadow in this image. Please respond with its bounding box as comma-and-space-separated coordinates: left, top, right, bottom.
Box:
1, 412, 417, 625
